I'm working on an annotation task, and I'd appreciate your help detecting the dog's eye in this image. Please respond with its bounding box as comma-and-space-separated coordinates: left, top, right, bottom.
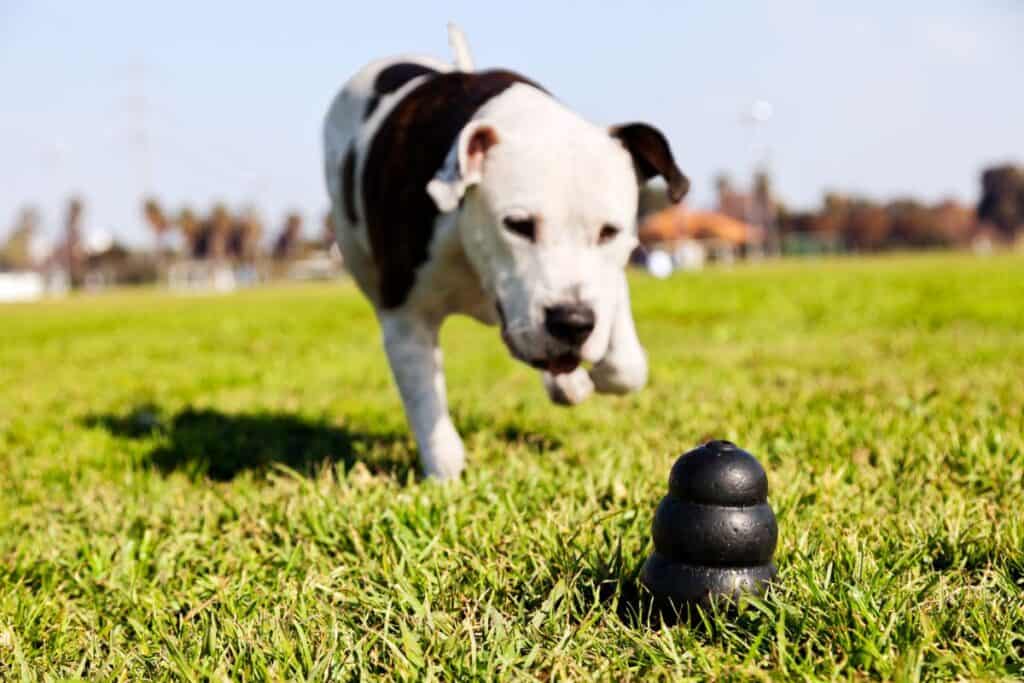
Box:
598, 224, 620, 244
503, 216, 536, 242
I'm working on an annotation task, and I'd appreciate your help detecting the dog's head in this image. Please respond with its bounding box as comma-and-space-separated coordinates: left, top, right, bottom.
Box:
427, 87, 687, 374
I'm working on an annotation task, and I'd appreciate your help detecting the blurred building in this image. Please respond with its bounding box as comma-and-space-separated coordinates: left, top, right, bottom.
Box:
638, 204, 764, 271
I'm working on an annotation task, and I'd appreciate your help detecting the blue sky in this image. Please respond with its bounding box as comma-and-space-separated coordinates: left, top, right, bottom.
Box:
2, 1, 1021, 244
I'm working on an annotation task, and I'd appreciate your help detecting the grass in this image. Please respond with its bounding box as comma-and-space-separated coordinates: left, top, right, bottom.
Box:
1, 252, 1023, 681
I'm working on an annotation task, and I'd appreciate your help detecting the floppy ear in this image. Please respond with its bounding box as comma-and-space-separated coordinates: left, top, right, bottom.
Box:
610, 123, 689, 203
426, 121, 499, 212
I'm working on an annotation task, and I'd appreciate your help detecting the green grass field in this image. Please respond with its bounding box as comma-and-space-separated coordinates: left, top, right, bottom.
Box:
2, 253, 1023, 680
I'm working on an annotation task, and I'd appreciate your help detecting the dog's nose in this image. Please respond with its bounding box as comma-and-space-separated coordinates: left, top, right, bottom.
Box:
544, 304, 595, 346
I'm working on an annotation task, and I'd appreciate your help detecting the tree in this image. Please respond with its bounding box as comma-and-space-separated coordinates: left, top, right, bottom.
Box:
142, 197, 169, 238
232, 206, 264, 264
64, 197, 85, 286
752, 170, 779, 253
930, 200, 976, 246
207, 204, 231, 262
715, 172, 748, 222
321, 211, 336, 249
142, 197, 171, 252
887, 199, 937, 247
977, 164, 1024, 239
273, 212, 303, 260
1, 207, 42, 270
848, 203, 891, 250
177, 207, 201, 258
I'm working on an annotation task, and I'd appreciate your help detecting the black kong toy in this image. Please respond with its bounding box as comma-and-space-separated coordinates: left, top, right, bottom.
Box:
641, 440, 777, 611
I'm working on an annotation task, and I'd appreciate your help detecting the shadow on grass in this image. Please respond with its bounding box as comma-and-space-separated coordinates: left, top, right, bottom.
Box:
453, 408, 564, 454
83, 404, 415, 482
573, 547, 745, 631
576, 557, 684, 631
84, 404, 567, 483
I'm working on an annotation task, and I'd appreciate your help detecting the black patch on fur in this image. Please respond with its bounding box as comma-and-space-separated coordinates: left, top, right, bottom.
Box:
362, 69, 545, 309
364, 95, 380, 121
365, 63, 439, 121
611, 123, 690, 202
341, 145, 359, 224
375, 62, 440, 94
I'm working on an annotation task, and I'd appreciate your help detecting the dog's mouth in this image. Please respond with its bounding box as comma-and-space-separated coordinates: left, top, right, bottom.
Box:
528, 352, 581, 375
497, 301, 581, 375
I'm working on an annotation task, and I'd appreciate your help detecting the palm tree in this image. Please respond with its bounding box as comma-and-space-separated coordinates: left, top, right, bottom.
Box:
64, 196, 85, 287
273, 212, 303, 260
208, 204, 231, 262
0, 207, 41, 270
234, 205, 264, 264
176, 207, 201, 258
321, 210, 336, 249
142, 197, 170, 249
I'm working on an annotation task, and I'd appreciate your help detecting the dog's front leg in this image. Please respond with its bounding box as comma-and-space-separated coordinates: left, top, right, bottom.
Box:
380, 312, 465, 480
589, 273, 648, 394
542, 368, 595, 405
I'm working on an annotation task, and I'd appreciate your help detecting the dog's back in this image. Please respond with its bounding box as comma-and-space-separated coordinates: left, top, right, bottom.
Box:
322, 25, 484, 305
322, 57, 451, 231
322, 25, 549, 309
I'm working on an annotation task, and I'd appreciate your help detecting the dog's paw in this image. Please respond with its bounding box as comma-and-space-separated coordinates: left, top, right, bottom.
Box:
419, 424, 466, 481
543, 367, 595, 406
590, 354, 648, 395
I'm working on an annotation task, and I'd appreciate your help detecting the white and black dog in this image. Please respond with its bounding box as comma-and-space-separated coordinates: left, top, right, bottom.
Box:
323, 25, 687, 480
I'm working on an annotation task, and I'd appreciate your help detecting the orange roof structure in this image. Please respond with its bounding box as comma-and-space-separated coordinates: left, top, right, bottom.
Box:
639, 206, 764, 247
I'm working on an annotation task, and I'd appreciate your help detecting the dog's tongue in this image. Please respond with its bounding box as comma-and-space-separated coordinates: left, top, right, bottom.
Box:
546, 353, 581, 375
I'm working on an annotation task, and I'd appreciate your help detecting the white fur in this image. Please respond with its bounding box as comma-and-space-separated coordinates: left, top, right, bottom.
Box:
379, 312, 466, 479
323, 28, 649, 480
443, 85, 641, 367
543, 367, 595, 406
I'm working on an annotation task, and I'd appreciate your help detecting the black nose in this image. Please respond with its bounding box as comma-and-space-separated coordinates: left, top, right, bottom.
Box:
544, 304, 595, 346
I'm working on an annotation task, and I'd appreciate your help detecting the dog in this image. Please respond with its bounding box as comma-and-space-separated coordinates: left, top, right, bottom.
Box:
323, 24, 688, 479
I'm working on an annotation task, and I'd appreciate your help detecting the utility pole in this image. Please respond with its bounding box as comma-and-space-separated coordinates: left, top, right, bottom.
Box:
125, 61, 152, 196
121, 60, 155, 254
742, 99, 777, 256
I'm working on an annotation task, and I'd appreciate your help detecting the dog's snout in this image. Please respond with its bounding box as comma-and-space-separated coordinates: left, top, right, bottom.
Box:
544, 304, 595, 346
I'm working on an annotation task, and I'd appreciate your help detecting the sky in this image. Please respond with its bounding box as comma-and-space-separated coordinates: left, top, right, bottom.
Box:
1, 1, 1022, 245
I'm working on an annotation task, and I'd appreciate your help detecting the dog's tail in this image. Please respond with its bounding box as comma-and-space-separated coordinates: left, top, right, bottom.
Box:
447, 22, 475, 71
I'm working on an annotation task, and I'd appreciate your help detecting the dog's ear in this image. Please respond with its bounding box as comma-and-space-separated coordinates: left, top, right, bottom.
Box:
610, 123, 689, 203
427, 121, 499, 212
